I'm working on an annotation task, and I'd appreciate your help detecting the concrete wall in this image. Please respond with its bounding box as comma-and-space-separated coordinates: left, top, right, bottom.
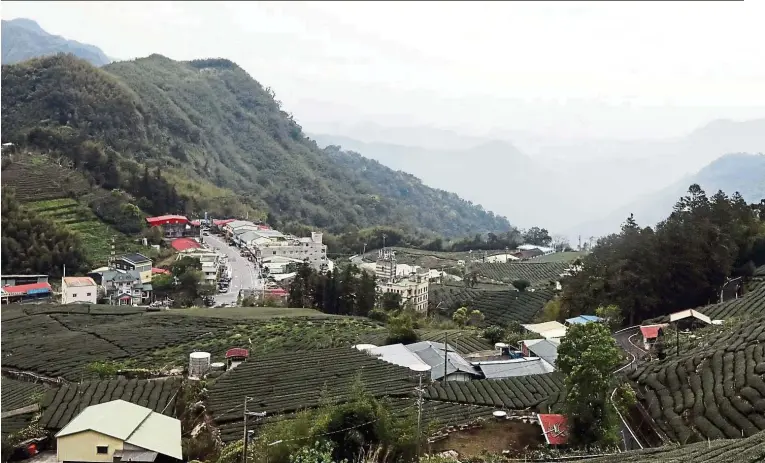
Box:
58, 431, 124, 463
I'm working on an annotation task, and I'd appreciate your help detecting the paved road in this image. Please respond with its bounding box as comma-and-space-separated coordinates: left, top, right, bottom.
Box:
203, 233, 263, 305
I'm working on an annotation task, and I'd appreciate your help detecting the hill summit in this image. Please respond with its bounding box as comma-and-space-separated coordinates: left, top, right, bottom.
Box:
1, 18, 111, 66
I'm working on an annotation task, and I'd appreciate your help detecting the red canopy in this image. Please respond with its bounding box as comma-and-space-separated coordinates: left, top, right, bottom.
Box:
538, 414, 569, 445
225, 348, 249, 359
640, 324, 667, 340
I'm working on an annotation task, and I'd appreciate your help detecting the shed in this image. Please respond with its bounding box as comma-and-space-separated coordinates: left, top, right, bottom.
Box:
669, 309, 712, 330
521, 321, 567, 339
405, 341, 481, 381
522, 338, 561, 367
537, 414, 569, 446
55, 399, 181, 462
476, 358, 555, 379
225, 348, 249, 369
362, 344, 431, 371
639, 324, 668, 350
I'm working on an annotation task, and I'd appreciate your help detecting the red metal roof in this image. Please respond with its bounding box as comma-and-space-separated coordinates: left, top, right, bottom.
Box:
640, 324, 667, 340
152, 267, 171, 275
225, 348, 249, 359
266, 288, 288, 296
145, 215, 189, 226
538, 414, 568, 445
171, 238, 202, 251
213, 219, 236, 226
190, 220, 202, 226
1, 282, 52, 296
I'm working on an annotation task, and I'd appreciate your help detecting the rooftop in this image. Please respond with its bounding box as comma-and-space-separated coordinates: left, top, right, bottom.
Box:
120, 253, 152, 265
360, 344, 430, 371
63, 276, 96, 287
525, 339, 560, 367
1, 281, 52, 296
145, 215, 189, 225
477, 357, 555, 378
55, 400, 181, 459
406, 341, 481, 381
640, 324, 668, 339
522, 321, 567, 339
171, 238, 202, 252
538, 414, 569, 446
669, 309, 712, 325
565, 315, 602, 325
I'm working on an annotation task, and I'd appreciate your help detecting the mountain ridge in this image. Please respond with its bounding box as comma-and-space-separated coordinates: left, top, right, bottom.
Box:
1, 18, 111, 66
1, 53, 511, 238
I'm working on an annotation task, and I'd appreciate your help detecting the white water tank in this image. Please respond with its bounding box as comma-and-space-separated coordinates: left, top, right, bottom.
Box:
189, 352, 211, 378
210, 362, 226, 371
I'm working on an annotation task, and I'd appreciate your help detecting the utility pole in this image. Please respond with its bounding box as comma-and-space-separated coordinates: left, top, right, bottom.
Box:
443, 332, 448, 382
410, 364, 431, 458
242, 397, 266, 463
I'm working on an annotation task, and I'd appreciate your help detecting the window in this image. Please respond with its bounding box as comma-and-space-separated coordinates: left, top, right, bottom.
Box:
72, 293, 77, 298
87, 292, 92, 297
96, 445, 108, 454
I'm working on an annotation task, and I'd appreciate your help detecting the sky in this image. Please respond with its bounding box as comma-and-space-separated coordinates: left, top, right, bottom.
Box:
3, 1, 765, 139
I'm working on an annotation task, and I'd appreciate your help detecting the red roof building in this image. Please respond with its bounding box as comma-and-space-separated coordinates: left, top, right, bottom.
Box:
152, 267, 171, 275
213, 219, 236, 226
225, 348, 249, 359
1, 282, 52, 296
190, 220, 202, 227
171, 238, 202, 252
145, 215, 189, 227
640, 324, 667, 340
537, 414, 569, 446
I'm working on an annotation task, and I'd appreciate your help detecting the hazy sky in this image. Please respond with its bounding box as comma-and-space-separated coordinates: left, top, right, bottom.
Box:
3, 1, 765, 139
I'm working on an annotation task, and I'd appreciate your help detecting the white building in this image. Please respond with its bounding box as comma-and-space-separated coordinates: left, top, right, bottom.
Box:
177, 248, 224, 284
250, 231, 328, 270
61, 276, 98, 304
374, 248, 429, 312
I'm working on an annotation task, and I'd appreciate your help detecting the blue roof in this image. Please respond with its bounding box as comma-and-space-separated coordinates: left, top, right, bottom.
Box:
565, 315, 602, 325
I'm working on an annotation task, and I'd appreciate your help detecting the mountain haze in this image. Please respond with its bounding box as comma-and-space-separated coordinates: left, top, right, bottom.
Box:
1, 18, 110, 66
1, 54, 510, 238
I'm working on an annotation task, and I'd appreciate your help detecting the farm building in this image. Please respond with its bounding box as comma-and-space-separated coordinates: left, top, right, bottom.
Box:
113, 254, 153, 284
669, 309, 712, 330
537, 413, 569, 446
358, 341, 481, 381
639, 324, 668, 350
521, 321, 567, 339
0, 282, 52, 304
564, 315, 602, 326
145, 215, 189, 238
55, 399, 181, 463
520, 338, 560, 369
0, 274, 48, 287
474, 357, 555, 378
61, 276, 98, 304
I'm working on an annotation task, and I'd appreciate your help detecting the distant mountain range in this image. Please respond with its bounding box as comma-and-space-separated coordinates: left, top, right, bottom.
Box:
1, 18, 111, 66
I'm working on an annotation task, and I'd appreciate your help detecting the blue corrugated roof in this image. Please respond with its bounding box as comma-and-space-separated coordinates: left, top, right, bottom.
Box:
565, 315, 602, 325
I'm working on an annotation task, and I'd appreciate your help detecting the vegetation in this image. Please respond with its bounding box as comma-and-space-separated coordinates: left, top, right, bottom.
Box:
153, 256, 216, 307
697, 282, 765, 320
557, 323, 622, 447
1, 378, 48, 411
561, 185, 765, 326
288, 263, 377, 316
627, 316, 765, 444
1, 189, 91, 276
38, 377, 182, 430
423, 373, 564, 410
431, 287, 556, 327
472, 262, 570, 287
1, 54, 510, 238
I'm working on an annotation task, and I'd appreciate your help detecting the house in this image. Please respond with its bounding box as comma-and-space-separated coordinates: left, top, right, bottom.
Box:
55, 399, 181, 463
225, 348, 249, 370
113, 254, 153, 284
640, 324, 668, 350
518, 244, 555, 255
374, 249, 429, 313
359, 341, 481, 381
520, 338, 561, 369
564, 315, 602, 326
537, 414, 569, 446
0, 274, 48, 287
260, 255, 306, 274
170, 237, 202, 252
521, 321, 567, 339
474, 357, 555, 379
61, 277, 98, 304
99, 270, 151, 305
145, 215, 189, 238
0, 282, 52, 304
669, 309, 712, 331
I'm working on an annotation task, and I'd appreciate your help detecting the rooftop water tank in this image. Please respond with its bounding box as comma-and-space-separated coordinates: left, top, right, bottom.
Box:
189, 352, 211, 378
210, 362, 226, 371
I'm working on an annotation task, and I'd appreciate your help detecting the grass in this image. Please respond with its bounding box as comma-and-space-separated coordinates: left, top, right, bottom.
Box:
26, 198, 142, 265
159, 306, 338, 319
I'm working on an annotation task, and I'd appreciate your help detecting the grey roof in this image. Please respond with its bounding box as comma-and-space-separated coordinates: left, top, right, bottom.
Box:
120, 253, 151, 265
478, 358, 555, 379
364, 344, 430, 370
114, 450, 158, 462
526, 339, 560, 367
405, 341, 480, 381
55, 400, 181, 459
237, 230, 263, 243
102, 270, 141, 284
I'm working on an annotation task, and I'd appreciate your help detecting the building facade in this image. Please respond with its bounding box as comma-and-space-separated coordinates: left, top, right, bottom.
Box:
61, 277, 98, 304
113, 254, 153, 284
250, 231, 328, 270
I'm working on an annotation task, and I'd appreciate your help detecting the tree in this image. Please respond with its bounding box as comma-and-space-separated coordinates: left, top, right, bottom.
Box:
469, 309, 484, 326
386, 313, 418, 345
482, 325, 506, 344
595, 304, 623, 331
556, 323, 622, 447
452, 307, 469, 328
511, 279, 531, 292
523, 227, 552, 246
380, 292, 403, 311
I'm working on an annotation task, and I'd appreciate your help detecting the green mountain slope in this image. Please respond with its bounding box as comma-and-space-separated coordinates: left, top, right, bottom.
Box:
1, 18, 110, 66
1, 54, 510, 237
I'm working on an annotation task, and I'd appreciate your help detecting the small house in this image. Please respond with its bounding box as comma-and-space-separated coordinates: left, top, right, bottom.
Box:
225, 348, 249, 370
639, 324, 668, 351
537, 413, 569, 446
0, 282, 52, 304
61, 276, 98, 304
55, 399, 181, 463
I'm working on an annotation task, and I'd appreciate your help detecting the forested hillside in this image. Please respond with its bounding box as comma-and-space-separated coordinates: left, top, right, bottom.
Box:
1, 54, 510, 237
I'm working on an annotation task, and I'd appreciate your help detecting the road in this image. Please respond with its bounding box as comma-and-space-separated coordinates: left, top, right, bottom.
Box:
203, 233, 263, 305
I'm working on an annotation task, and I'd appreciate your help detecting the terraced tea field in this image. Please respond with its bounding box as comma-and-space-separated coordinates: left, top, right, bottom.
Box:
430, 287, 555, 326
361, 329, 493, 355
628, 316, 765, 444
39, 377, 182, 430
700, 282, 765, 320
1, 158, 91, 202
424, 373, 564, 410
581, 429, 765, 463
208, 347, 417, 441
1, 304, 386, 380
1, 377, 48, 411
473, 262, 570, 287
25, 198, 140, 264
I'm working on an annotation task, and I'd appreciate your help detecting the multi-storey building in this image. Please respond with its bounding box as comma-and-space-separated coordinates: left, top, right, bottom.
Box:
374, 249, 429, 313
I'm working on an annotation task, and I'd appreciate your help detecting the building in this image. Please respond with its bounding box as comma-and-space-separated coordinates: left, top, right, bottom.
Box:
521, 321, 567, 339
145, 215, 189, 239
0, 274, 48, 287
537, 414, 569, 446
97, 270, 152, 305
170, 237, 202, 252
358, 341, 480, 381
639, 324, 668, 351
518, 244, 556, 255
475, 357, 556, 379
61, 277, 98, 304
176, 248, 224, 284
0, 282, 52, 304
55, 399, 182, 463
374, 249, 429, 313
113, 254, 153, 284
225, 348, 249, 370
669, 309, 712, 331
520, 338, 561, 369
564, 315, 603, 326
261, 255, 306, 274
250, 231, 328, 270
